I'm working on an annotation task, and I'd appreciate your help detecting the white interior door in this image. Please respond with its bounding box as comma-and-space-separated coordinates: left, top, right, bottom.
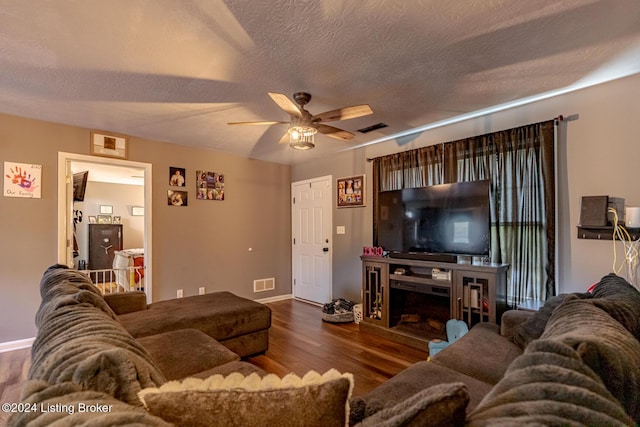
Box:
292, 176, 332, 304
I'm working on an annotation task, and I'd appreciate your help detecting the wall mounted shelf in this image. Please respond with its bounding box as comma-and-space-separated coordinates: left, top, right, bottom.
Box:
577, 226, 640, 241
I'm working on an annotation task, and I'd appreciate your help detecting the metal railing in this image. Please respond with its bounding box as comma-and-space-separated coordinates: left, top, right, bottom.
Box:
79, 266, 145, 294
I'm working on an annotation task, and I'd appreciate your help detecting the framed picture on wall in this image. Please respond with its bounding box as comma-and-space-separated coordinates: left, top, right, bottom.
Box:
169, 167, 186, 187
337, 175, 365, 208
167, 190, 188, 206
99, 205, 113, 214
90, 131, 129, 160
97, 215, 112, 224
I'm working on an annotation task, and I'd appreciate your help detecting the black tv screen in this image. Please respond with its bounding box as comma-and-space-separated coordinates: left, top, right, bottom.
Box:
73, 171, 89, 202
376, 180, 491, 256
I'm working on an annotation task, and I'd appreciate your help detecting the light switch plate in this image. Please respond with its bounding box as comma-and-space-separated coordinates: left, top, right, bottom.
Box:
336, 226, 346, 235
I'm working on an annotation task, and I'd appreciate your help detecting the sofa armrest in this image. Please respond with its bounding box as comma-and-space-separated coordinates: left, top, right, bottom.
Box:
500, 310, 534, 340
104, 291, 148, 315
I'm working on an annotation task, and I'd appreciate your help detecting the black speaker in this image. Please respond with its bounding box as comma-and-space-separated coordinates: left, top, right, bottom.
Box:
579, 196, 608, 227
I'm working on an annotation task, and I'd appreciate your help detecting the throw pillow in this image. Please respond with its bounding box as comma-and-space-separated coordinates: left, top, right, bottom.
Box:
354, 382, 469, 427
510, 292, 591, 349
466, 338, 635, 426
589, 273, 640, 339
138, 369, 353, 427
541, 298, 640, 423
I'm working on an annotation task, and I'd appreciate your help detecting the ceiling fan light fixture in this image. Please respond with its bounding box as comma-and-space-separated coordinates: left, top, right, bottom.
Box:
288, 124, 317, 150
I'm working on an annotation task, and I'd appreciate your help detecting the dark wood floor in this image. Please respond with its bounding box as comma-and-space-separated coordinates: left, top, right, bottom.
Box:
247, 299, 427, 396
0, 298, 426, 424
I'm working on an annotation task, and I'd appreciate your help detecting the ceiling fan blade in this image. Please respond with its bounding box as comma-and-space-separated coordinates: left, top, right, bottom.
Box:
278, 132, 290, 144
313, 104, 373, 123
268, 92, 302, 118
227, 121, 287, 126
317, 124, 354, 141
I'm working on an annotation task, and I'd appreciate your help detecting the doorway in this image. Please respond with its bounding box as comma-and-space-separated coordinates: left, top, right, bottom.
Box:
56, 152, 153, 301
291, 175, 333, 304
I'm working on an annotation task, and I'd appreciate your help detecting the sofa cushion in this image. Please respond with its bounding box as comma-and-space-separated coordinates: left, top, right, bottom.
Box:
510, 292, 591, 349
118, 291, 271, 343
29, 266, 166, 406
349, 360, 493, 425
541, 298, 640, 423
104, 291, 148, 315
499, 309, 534, 340
138, 370, 353, 427
217, 329, 270, 357
466, 338, 635, 426
137, 329, 240, 381
590, 273, 640, 340
354, 382, 469, 427
431, 323, 522, 385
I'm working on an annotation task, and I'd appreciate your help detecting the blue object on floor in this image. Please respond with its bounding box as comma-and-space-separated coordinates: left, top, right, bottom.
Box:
428, 319, 469, 357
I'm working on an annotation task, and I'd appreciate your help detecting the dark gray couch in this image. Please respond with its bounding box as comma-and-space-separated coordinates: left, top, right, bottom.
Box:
104, 289, 271, 358
9, 265, 270, 426
350, 273, 640, 426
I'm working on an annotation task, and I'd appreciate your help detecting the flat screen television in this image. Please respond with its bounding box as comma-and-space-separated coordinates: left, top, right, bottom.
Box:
375, 180, 491, 259
73, 171, 89, 202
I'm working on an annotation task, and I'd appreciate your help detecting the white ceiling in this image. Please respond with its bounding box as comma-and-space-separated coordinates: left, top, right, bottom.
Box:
71, 161, 145, 186
2, 1, 640, 165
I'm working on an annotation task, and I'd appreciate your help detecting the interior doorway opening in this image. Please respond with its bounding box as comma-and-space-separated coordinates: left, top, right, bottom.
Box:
57, 152, 153, 302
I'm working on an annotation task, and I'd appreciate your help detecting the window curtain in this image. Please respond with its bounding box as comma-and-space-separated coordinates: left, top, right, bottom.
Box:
373, 121, 555, 305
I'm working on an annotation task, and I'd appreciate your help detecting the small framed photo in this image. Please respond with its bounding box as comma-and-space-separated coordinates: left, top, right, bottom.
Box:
131, 206, 144, 216
169, 167, 186, 187
90, 130, 129, 159
113, 216, 121, 224
168, 190, 188, 206
99, 205, 113, 214
88, 216, 97, 224
97, 214, 112, 224
337, 175, 365, 208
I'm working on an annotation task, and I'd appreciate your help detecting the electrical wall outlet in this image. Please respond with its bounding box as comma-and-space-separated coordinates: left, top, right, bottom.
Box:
177, 289, 184, 298
199, 286, 206, 295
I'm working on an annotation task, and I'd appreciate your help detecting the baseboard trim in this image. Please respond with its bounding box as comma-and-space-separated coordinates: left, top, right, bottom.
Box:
292, 297, 323, 307
0, 337, 34, 353
255, 294, 293, 304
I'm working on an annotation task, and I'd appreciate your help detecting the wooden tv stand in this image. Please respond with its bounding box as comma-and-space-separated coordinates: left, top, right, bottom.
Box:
360, 256, 509, 351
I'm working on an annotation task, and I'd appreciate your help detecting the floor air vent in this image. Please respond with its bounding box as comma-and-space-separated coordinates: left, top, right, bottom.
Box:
254, 278, 275, 292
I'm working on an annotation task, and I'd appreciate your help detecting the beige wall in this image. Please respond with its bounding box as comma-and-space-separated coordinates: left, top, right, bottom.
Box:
293, 73, 640, 299
0, 114, 291, 343
3, 73, 640, 343
291, 150, 372, 303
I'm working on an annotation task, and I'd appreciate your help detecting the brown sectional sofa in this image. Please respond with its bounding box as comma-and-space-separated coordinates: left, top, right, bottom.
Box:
11, 265, 640, 426
348, 317, 526, 423
350, 273, 640, 426
104, 290, 271, 358
9, 265, 271, 426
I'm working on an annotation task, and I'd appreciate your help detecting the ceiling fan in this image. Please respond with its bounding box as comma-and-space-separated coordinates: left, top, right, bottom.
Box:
228, 92, 373, 150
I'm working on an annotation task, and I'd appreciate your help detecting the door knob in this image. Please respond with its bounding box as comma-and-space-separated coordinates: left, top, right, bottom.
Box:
323, 247, 329, 252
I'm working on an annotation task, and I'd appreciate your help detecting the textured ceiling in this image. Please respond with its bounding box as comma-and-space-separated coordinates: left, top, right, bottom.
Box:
1, 1, 640, 165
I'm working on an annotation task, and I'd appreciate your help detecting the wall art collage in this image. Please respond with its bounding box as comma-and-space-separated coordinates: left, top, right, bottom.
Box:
167, 166, 224, 206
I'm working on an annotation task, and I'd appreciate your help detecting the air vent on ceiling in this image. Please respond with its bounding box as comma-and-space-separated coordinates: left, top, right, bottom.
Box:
357, 123, 388, 134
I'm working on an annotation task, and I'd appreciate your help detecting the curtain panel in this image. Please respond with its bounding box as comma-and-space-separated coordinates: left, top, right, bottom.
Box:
372, 121, 555, 305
